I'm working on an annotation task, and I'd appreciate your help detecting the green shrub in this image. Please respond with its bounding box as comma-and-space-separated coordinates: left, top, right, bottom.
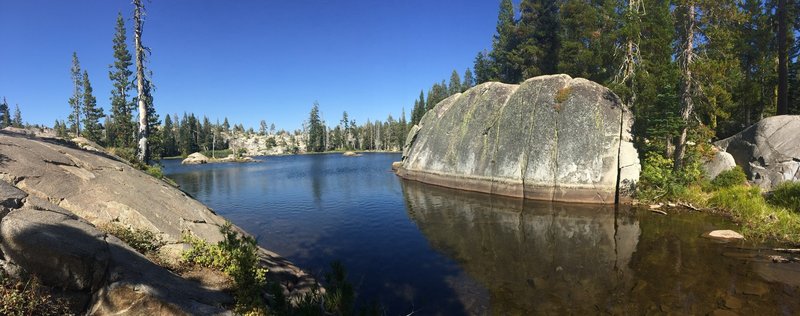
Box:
0, 272, 74, 316
768, 181, 800, 213
182, 223, 268, 314
145, 165, 164, 179
710, 166, 747, 189
637, 152, 702, 201
99, 223, 164, 254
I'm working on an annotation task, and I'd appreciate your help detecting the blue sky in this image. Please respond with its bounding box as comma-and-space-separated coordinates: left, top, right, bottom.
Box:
0, 0, 500, 131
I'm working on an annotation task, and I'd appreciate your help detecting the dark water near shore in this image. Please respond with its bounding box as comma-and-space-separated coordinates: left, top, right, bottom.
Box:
163, 153, 800, 315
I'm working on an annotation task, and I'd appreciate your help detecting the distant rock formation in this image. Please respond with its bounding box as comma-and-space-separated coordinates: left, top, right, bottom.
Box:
715, 115, 800, 191
0, 131, 316, 314
181, 152, 210, 164
227, 132, 305, 156
397, 74, 640, 204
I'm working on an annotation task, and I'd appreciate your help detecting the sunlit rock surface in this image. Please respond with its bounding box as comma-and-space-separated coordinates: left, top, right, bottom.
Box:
715, 115, 800, 190
397, 74, 640, 204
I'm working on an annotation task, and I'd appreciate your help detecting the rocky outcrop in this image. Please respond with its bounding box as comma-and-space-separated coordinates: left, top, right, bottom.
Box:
227, 132, 305, 156
714, 115, 800, 191
0, 190, 232, 314
397, 74, 640, 204
0, 131, 316, 314
181, 152, 210, 165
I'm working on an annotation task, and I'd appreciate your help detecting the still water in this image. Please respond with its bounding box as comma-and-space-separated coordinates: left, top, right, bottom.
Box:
163, 153, 800, 315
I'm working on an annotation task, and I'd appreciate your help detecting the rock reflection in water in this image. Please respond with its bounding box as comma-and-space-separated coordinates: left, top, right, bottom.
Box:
401, 180, 800, 315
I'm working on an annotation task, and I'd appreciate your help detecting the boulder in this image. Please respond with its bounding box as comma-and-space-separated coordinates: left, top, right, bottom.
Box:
715, 115, 800, 190
0, 192, 232, 314
342, 151, 361, 157
703, 150, 737, 180
397, 74, 640, 204
181, 152, 209, 165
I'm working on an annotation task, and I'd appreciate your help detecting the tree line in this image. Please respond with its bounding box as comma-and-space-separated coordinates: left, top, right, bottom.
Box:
306, 102, 409, 152
413, 0, 799, 175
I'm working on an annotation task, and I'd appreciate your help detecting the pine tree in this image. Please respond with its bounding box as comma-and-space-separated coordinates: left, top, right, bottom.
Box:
516, 0, 561, 78
489, 0, 521, 83
474, 51, 494, 84
12, 105, 22, 128
68, 52, 83, 136
558, 0, 617, 83
81, 70, 104, 143
776, 0, 790, 115
109, 12, 134, 148
308, 102, 325, 152
0, 98, 10, 128
448, 70, 462, 95
462, 68, 474, 91
162, 114, 177, 157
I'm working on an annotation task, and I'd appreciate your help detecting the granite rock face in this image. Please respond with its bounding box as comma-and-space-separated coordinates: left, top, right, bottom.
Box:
715, 115, 800, 191
397, 74, 640, 204
703, 151, 737, 180
0, 131, 317, 314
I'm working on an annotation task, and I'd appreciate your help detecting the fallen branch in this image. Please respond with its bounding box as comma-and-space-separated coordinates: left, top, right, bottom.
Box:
651, 209, 668, 216
679, 202, 701, 211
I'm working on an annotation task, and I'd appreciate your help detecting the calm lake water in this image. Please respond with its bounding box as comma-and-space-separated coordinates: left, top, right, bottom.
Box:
163, 153, 800, 315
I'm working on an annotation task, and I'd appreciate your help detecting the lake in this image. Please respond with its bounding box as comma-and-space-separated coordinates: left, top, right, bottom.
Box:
163, 153, 800, 315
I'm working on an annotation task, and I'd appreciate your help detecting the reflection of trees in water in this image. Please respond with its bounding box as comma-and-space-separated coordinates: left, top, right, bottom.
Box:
402, 180, 800, 315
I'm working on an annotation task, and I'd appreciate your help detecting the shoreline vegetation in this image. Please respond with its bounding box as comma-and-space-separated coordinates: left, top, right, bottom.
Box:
638, 163, 800, 244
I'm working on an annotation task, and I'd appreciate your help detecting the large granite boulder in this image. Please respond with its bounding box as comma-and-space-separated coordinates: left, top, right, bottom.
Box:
703, 150, 737, 180
397, 74, 640, 204
715, 115, 800, 190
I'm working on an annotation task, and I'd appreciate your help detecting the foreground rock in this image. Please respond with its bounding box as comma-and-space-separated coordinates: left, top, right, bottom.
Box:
396, 74, 640, 204
715, 115, 800, 191
0, 131, 316, 314
181, 152, 210, 164
704, 230, 745, 241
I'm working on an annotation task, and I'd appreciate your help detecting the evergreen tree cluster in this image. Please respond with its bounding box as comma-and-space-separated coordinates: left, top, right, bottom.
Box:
0, 97, 23, 129
305, 102, 409, 153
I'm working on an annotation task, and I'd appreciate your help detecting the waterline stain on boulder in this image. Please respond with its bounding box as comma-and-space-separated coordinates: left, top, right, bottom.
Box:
397, 74, 640, 204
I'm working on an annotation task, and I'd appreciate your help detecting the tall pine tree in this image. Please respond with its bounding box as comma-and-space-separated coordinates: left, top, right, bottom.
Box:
68, 52, 83, 136
109, 12, 134, 148
81, 70, 104, 143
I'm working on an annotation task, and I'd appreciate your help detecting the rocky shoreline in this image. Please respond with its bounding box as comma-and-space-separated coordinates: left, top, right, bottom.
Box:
0, 130, 316, 314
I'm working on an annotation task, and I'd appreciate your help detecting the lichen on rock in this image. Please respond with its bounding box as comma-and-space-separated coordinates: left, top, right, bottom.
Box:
397, 74, 641, 204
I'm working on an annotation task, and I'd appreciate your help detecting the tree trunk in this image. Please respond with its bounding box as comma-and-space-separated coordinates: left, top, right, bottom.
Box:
673, 3, 696, 172
777, 0, 789, 115
134, 0, 148, 163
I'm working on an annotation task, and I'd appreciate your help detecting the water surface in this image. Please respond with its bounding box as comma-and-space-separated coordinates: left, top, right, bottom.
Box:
163, 153, 800, 315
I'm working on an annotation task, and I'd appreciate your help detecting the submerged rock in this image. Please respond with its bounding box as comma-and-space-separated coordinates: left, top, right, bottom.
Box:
397, 74, 640, 204
715, 115, 800, 191
181, 152, 209, 164
704, 230, 745, 240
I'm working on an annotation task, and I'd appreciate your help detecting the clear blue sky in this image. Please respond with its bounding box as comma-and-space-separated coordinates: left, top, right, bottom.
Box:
0, 0, 501, 131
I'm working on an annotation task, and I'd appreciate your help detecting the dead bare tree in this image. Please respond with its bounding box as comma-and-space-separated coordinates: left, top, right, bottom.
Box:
673, 2, 698, 172
134, 0, 148, 163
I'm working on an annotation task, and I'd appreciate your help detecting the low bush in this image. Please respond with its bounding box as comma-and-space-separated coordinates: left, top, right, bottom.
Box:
182, 223, 268, 314
768, 181, 800, 213
710, 166, 747, 189
0, 272, 74, 316
99, 223, 164, 255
